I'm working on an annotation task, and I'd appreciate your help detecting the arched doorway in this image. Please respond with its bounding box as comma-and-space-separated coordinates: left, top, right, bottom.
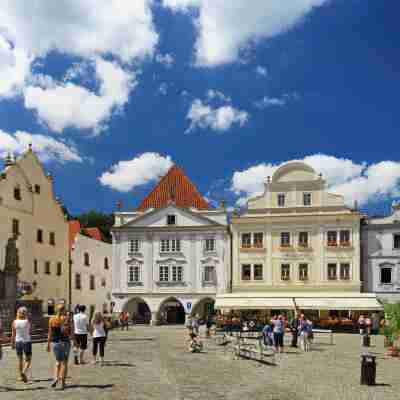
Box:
158, 297, 185, 325
124, 297, 151, 324
191, 297, 215, 320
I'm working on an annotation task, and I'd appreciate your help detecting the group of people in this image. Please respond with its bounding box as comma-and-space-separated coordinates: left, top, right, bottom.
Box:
0, 304, 111, 390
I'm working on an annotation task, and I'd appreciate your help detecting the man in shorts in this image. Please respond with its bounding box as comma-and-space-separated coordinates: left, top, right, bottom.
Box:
73, 305, 89, 365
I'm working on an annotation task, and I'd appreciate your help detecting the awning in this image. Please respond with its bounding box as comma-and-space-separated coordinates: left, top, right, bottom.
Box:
294, 297, 383, 311
215, 292, 383, 311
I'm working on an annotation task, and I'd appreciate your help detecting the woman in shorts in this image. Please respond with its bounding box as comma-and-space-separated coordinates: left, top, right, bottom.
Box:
11, 307, 32, 383
47, 305, 72, 390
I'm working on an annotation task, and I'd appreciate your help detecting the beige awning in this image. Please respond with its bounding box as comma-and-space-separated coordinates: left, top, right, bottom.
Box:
215, 296, 295, 310
294, 296, 383, 311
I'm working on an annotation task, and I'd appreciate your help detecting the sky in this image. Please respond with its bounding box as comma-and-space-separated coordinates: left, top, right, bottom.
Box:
0, 0, 399, 216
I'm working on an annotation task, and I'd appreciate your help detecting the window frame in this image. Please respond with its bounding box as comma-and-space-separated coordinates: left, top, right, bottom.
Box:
37, 229, 43, 243
327, 263, 337, 280
277, 193, 286, 207
380, 267, 392, 284
34, 184, 41, 194
56, 262, 62, 276
241, 233, 252, 248
167, 214, 176, 226
281, 264, 291, 281
34, 259, 38, 275
90, 275, 95, 290
327, 231, 338, 247
253, 264, 263, 281
45, 261, 51, 275
12, 219, 20, 237
203, 266, 215, 283
159, 265, 169, 282
241, 264, 252, 281
303, 192, 312, 206
75, 273, 82, 290
129, 238, 140, 254
128, 265, 141, 283
172, 265, 183, 282
204, 238, 216, 252
104, 257, 109, 270
14, 186, 21, 201
253, 232, 264, 248
160, 238, 181, 253
280, 232, 291, 247
340, 263, 350, 280
298, 231, 309, 247
84, 252, 90, 266
49, 232, 55, 246
339, 230, 351, 247
393, 234, 400, 250
299, 263, 309, 281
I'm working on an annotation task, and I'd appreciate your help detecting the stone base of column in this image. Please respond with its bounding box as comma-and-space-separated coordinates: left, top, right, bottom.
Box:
150, 312, 158, 326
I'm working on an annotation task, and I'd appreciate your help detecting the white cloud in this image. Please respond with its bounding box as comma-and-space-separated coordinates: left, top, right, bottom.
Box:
163, 0, 328, 66
207, 89, 231, 103
99, 152, 173, 192
254, 96, 286, 108
155, 53, 175, 67
231, 155, 400, 207
159, 82, 168, 95
186, 99, 249, 133
24, 58, 135, 134
0, 129, 82, 163
255, 66, 267, 76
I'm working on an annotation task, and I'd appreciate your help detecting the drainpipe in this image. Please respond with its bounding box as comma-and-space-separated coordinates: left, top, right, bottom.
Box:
229, 226, 233, 293
68, 251, 72, 311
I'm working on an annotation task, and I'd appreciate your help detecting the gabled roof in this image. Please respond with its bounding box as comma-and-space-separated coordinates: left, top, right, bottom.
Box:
137, 165, 210, 211
68, 221, 104, 249
85, 227, 103, 241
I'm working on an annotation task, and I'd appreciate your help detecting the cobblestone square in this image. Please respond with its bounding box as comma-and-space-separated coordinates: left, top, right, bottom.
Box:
0, 326, 399, 400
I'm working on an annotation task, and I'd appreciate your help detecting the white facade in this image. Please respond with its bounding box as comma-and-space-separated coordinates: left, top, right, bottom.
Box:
362, 205, 400, 303
71, 232, 113, 316
112, 204, 230, 323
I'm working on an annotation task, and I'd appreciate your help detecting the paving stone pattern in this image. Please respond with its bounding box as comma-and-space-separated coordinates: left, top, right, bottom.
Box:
0, 326, 399, 400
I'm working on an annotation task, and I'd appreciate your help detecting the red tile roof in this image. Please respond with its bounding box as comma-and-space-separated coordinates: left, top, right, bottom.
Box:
85, 227, 103, 242
137, 165, 210, 211
68, 220, 81, 250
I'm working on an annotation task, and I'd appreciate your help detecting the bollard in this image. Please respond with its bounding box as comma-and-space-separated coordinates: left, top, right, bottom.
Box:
360, 354, 376, 385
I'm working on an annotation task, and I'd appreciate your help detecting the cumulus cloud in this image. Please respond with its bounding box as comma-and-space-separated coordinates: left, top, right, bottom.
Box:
255, 66, 267, 76
24, 58, 135, 134
231, 154, 400, 207
206, 89, 231, 102
155, 53, 175, 67
254, 96, 286, 108
0, 129, 82, 163
99, 152, 174, 192
163, 0, 328, 66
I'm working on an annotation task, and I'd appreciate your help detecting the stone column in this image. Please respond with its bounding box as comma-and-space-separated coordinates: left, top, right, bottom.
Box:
150, 312, 159, 326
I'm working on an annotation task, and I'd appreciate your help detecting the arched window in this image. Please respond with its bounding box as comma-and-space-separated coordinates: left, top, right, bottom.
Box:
104, 257, 109, 270
84, 252, 90, 266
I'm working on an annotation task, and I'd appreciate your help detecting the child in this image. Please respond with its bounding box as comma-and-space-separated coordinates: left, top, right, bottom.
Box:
188, 333, 203, 353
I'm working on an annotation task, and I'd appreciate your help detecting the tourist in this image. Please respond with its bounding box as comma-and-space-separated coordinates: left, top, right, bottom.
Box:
103, 311, 112, 343
298, 315, 312, 352
272, 315, 285, 354
185, 315, 193, 333
90, 312, 107, 366
188, 332, 203, 353
358, 314, 368, 346
290, 312, 300, 348
262, 322, 274, 347
47, 304, 72, 390
205, 316, 213, 337
192, 315, 200, 335
371, 312, 380, 335
11, 307, 32, 383
73, 305, 89, 364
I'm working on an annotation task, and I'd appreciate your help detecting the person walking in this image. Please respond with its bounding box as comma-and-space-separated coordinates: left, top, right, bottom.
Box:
290, 312, 300, 348
272, 315, 285, 354
90, 312, 107, 366
192, 315, 200, 335
185, 315, 193, 334
11, 307, 32, 383
262, 322, 274, 347
47, 305, 72, 390
73, 305, 89, 365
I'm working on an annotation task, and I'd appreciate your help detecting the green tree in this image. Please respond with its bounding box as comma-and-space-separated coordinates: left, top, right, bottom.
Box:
73, 210, 114, 243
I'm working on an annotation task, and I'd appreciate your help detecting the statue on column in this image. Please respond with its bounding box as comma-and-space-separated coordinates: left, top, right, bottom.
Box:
3, 237, 20, 301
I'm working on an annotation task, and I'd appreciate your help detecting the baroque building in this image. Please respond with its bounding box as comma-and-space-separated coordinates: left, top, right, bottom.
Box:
362, 204, 400, 303
0, 148, 69, 313
111, 166, 230, 325
217, 161, 381, 314
69, 220, 113, 317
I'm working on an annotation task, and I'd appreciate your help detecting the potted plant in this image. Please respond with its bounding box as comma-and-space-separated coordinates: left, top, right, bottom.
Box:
384, 303, 400, 356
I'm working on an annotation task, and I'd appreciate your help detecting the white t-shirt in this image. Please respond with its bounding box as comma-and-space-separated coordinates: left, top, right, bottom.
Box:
14, 319, 31, 342
92, 322, 106, 338
74, 313, 89, 335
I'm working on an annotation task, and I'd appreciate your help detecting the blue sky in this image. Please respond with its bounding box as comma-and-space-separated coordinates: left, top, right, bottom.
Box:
0, 0, 399, 216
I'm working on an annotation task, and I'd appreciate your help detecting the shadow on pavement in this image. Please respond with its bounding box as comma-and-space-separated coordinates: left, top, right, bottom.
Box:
66, 384, 114, 390
0, 386, 47, 392
103, 361, 135, 367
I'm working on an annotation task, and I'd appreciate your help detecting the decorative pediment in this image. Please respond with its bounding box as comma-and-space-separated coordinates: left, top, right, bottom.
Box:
200, 256, 220, 265
378, 262, 395, 268
155, 257, 187, 264
126, 257, 143, 265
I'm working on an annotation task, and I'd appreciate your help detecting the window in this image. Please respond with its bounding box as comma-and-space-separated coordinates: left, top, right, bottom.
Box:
253, 233, 264, 248
49, 232, 55, 245
129, 239, 140, 253
159, 266, 169, 281
205, 238, 215, 252
281, 232, 291, 247
340, 230, 350, 246
34, 259, 38, 275
281, 264, 290, 281
101, 278, 106, 287
160, 239, 181, 252
241, 264, 251, 281
45, 261, 51, 275
298, 232, 309, 247
14, 186, 21, 201
277, 193, 285, 207
84, 252, 90, 266
104, 258, 109, 270
303, 193, 312, 206
128, 265, 141, 282
56, 262, 62, 276
254, 264, 263, 281
12, 219, 20, 236
167, 215, 176, 225
299, 264, 308, 281
394, 234, 400, 250
34, 184, 41, 194
327, 231, 337, 246
75, 274, 82, 290
381, 268, 392, 284
340, 263, 350, 280
203, 266, 215, 283
37, 229, 43, 243
241, 233, 251, 248
327, 264, 337, 280
90, 275, 95, 290
172, 266, 183, 282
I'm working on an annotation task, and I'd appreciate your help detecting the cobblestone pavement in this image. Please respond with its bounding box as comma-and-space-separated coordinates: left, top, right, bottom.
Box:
0, 326, 399, 400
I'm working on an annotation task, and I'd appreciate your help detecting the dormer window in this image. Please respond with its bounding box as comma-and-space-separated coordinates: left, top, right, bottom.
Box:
303, 193, 312, 206
277, 194, 285, 207
14, 186, 21, 201
167, 215, 176, 225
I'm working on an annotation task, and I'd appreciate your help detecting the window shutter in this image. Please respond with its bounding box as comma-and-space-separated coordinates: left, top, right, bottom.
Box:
212, 267, 217, 284
201, 267, 205, 282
